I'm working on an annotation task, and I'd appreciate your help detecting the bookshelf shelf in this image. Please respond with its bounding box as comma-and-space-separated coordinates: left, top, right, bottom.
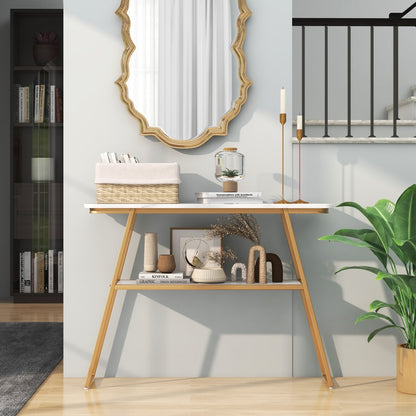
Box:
10, 9, 64, 303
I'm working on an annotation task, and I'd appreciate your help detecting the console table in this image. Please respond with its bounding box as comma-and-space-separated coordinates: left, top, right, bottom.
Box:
84, 203, 333, 389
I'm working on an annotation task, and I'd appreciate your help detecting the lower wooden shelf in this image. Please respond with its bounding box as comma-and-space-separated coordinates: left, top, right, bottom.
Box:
13, 293, 63, 303
115, 281, 303, 291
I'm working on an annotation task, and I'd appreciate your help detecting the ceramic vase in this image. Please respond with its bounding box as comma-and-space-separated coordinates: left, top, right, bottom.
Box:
144, 233, 158, 272
157, 254, 176, 273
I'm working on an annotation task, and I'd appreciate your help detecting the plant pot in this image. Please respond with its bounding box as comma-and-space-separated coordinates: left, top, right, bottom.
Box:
33, 44, 58, 66
397, 343, 416, 394
222, 181, 237, 192
157, 254, 176, 273
191, 268, 226, 283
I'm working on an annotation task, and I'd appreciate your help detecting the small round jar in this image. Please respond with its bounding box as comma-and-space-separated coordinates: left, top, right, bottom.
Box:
214, 148, 244, 192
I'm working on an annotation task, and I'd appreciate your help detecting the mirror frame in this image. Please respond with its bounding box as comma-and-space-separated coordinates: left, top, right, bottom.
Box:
116, 0, 252, 149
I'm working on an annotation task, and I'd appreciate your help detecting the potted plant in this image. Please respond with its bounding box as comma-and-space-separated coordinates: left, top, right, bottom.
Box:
221, 168, 240, 192
33, 31, 59, 66
320, 184, 416, 394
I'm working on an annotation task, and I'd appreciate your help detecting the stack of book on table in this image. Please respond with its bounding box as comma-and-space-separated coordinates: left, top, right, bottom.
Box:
195, 192, 263, 204
118, 272, 191, 285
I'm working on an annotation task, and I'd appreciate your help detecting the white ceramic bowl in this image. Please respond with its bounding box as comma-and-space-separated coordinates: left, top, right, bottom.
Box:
191, 268, 226, 283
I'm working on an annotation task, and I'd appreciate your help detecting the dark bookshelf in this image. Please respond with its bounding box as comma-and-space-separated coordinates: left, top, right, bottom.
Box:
10, 9, 63, 303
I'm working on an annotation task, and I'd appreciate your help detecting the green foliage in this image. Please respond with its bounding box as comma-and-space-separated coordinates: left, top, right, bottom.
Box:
320, 184, 416, 349
221, 168, 240, 178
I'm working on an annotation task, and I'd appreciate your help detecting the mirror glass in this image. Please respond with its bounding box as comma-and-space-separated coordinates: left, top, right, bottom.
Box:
117, 0, 251, 148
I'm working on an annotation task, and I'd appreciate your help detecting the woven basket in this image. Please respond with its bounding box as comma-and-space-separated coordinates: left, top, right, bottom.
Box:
96, 183, 179, 204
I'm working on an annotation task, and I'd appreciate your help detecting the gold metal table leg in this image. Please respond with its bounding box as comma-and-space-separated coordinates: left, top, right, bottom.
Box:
281, 210, 334, 388
84, 210, 137, 389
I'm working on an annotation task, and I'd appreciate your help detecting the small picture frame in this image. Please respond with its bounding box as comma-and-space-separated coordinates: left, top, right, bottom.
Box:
170, 228, 222, 276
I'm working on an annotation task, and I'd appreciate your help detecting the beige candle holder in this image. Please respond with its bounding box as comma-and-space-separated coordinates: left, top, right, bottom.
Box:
274, 113, 290, 204
292, 128, 309, 204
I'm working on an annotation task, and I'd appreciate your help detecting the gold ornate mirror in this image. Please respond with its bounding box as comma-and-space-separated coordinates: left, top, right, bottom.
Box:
116, 0, 252, 149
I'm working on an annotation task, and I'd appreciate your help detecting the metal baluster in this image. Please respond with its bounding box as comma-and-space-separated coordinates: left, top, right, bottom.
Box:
324, 26, 329, 137
369, 26, 375, 137
392, 25, 399, 138
302, 25, 306, 136
347, 26, 352, 137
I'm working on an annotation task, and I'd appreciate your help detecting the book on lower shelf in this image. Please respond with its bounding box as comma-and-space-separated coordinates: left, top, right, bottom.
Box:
138, 272, 184, 280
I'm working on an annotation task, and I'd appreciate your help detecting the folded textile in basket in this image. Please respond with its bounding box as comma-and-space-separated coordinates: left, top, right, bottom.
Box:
95, 162, 181, 185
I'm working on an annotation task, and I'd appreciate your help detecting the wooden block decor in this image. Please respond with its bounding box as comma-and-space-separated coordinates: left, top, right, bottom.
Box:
247, 245, 266, 284
254, 253, 283, 283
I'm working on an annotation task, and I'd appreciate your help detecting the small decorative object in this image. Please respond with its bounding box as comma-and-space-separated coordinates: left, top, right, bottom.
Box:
247, 245, 266, 284
143, 233, 158, 272
292, 115, 308, 204
33, 31, 59, 66
31, 157, 54, 181
254, 253, 283, 283
320, 184, 416, 394
191, 267, 227, 283
275, 87, 289, 204
170, 228, 221, 276
157, 254, 176, 273
215, 148, 244, 192
231, 263, 247, 282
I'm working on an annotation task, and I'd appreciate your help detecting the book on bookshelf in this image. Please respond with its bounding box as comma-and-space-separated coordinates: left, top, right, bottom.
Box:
23, 86, 30, 123
48, 249, 55, 293
195, 192, 262, 199
34, 84, 40, 122
18, 86, 25, 123
58, 251, 63, 293
21, 251, 32, 294
50, 85, 56, 123
138, 272, 184, 280
39, 84, 45, 123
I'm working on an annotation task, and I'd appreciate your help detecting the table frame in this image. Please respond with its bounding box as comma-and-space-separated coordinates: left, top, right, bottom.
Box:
83, 204, 333, 389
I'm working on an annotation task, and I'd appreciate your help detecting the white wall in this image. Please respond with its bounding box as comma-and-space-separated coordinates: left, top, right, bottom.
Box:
64, 0, 411, 379
64, 0, 294, 377
0, 0, 63, 299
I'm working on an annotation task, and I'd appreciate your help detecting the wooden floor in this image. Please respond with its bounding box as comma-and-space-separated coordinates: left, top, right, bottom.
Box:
4, 302, 416, 415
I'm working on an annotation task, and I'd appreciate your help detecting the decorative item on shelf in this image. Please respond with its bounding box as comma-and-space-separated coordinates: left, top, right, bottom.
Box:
231, 263, 247, 282
254, 253, 283, 283
195, 191, 263, 204
275, 87, 289, 204
247, 246, 266, 283
215, 148, 244, 192
33, 31, 59, 66
292, 115, 308, 204
320, 184, 416, 394
143, 233, 158, 272
95, 162, 181, 203
209, 214, 266, 284
31, 157, 55, 181
157, 254, 176, 273
170, 228, 222, 276
191, 267, 227, 283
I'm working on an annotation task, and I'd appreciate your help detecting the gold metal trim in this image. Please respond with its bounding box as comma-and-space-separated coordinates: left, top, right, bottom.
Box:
115, 0, 252, 149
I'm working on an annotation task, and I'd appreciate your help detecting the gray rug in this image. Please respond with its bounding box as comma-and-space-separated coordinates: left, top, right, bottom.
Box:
0, 322, 63, 416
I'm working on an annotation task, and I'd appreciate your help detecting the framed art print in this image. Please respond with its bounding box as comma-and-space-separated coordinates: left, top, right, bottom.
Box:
170, 228, 222, 276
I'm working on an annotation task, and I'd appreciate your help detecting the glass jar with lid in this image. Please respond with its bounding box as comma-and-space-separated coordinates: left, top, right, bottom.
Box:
214, 147, 244, 192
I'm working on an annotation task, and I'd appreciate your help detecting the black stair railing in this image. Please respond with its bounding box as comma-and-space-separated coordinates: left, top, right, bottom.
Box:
293, 2, 416, 138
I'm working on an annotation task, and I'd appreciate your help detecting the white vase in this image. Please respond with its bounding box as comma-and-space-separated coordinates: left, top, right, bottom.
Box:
143, 233, 158, 272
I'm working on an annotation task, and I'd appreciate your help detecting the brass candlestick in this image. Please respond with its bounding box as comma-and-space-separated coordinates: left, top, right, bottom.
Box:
292, 128, 308, 204
274, 113, 290, 204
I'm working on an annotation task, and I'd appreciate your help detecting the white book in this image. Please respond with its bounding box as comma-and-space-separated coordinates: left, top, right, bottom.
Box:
136, 278, 191, 284
108, 152, 118, 163
138, 272, 184, 280
34, 85, 40, 123
33, 252, 38, 294
48, 249, 55, 293
100, 152, 110, 163
23, 251, 31, 294
18, 87, 25, 123
50, 85, 56, 123
197, 198, 263, 204
195, 192, 262, 199
58, 251, 63, 293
